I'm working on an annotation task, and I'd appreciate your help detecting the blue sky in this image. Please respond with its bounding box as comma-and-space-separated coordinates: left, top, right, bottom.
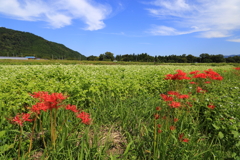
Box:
0, 0, 240, 57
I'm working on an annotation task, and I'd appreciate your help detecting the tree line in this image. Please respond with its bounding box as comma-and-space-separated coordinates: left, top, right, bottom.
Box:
87, 52, 240, 63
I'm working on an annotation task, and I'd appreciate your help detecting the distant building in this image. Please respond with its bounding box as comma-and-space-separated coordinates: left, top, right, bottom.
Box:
0, 56, 36, 60
25, 56, 36, 59
0, 56, 28, 60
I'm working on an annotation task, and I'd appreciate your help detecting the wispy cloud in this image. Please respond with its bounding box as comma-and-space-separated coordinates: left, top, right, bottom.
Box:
146, 0, 240, 39
0, 0, 111, 30
148, 25, 205, 36
227, 39, 240, 43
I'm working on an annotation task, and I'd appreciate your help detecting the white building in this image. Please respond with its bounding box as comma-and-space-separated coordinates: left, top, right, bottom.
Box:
0, 56, 36, 60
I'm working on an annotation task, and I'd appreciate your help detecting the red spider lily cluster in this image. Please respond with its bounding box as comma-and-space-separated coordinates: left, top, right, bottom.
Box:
170, 126, 176, 131
178, 133, 189, 143
12, 113, 33, 126
207, 104, 215, 110
196, 86, 207, 93
160, 91, 192, 109
234, 67, 240, 70
165, 69, 223, 81
65, 104, 91, 124
232, 67, 240, 76
153, 69, 223, 145
11, 91, 91, 126
164, 70, 191, 80
190, 69, 223, 80
31, 91, 67, 111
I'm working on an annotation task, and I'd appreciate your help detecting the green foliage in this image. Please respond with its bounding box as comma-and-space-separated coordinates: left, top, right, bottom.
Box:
0, 65, 240, 159
0, 27, 86, 60
104, 52, 240, 63
99, 51, 114, 61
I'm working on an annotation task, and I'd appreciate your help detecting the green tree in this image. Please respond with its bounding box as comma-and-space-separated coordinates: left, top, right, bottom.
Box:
211, 54, 225, 63
87, 55, 99, 61
200, 53, 211, 63
99, 54, 105, 61
186, 54, 197, 63
104, 51, 114, 61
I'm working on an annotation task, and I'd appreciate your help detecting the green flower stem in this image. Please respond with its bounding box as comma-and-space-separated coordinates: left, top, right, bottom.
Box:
50, 110, 57, 149
153, 118, 157, 159
18, 125, 23, 160
28, 116, 37, 155
39, 115, 47, 149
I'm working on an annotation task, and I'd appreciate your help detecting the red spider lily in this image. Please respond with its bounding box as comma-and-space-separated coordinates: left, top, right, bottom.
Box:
177, 94, 190, 99
189, 81, 197, 84
168, 101, 181, 108
31, 91, 67, 102
31, 91, 68, 110
182, 138, 190, 142
30, 102, 48, 114
208, 105, 215, 109
186, 102, 193, 107
192, 73, 207, 79
211, 76, 223, 80
156, 106, 161, 111
190, 69, 223, 81
204, 69, 223, 80
154, 114, 160, 120
178, 133, 190, 142
31, 91, 49, 99
164, 70, 191, 80
234, 67, 240, 70
160, 94, 174, 101
76, 112, 91, 125
162, 116, 167, 120
170, 126, 176, 131
165, 74, 175, 80
196, 87, 207, 93
158, 129, 163, 133
189, 70, 200, 75
178, 133, 184, 140
174, 118, 179, 122
167, 91, 180, 96
12, 113, 32, 126
66, 104, 79, 113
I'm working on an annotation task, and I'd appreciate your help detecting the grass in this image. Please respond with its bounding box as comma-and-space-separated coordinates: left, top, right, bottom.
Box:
0, 65, 239, 159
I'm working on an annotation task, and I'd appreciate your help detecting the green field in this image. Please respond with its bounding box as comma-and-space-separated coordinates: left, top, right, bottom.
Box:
0, 64, 240, 159
0, 59, 239, 66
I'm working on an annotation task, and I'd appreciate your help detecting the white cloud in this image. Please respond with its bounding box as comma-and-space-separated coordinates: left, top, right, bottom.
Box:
227, 39, 240, 42
147, 0, 240, 39
0, 0, 111, 30
148, 25, 205, 36
150, 0, 191, 12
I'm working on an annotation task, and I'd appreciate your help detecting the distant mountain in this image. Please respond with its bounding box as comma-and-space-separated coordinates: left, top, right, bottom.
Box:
224, 54, 240, 58
0, 27, 86, 60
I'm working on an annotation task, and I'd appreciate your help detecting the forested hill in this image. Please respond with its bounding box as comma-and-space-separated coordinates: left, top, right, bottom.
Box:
0, 27, 86, 60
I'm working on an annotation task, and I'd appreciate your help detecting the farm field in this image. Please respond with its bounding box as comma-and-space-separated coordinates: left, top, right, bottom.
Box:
0, 59, 239, 66
0, 65, 240, 159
